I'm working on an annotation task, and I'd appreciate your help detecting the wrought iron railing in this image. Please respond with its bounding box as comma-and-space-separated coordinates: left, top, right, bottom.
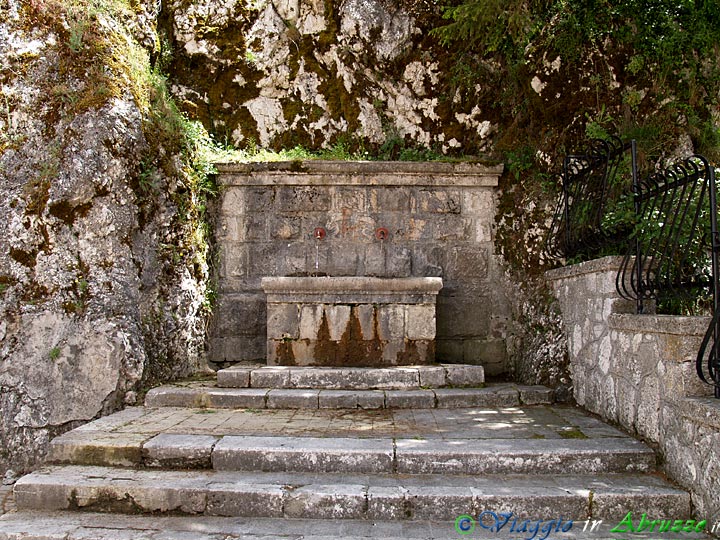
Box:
546, 136, 633, 260
615, 154, 720, 398
547, 138, 720, 397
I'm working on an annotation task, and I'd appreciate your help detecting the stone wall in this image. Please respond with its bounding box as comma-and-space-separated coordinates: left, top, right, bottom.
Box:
547, 257, 720, 521
211, 160, 510, 373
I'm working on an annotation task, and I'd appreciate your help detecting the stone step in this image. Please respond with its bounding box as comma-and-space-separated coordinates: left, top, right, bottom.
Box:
13, 465, 691, 521
216, 364, 486, 389
144, 383, 552, 410
49, 431, 656, 475
0, 510, 710, 540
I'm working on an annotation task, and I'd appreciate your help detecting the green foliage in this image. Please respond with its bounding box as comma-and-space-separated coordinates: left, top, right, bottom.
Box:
433, 0, 720, 159
376, 134, 445, 162
217, 137, 449, 163
505, 146, 536, 181
219, 142, 315, 163
49, 347, 61, 360
431, 0, 539, 56
689, 115, 720, 162
67, 18, 87, 52
316, 139, 364, 161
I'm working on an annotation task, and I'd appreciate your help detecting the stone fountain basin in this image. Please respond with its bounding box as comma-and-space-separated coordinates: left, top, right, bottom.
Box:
261, 277, 443, 367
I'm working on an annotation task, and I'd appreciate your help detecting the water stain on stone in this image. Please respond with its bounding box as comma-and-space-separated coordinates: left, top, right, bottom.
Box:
272, 304, 434, 366
276, 339, 297, 366
313, 306, 385, 367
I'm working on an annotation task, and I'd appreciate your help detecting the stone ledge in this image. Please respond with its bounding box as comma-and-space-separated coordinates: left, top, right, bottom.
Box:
677, 396, 720, 429
6, 508, 714, 539
218, 364, 484, 390
545, 256, 625, 282
143, 384, 552, 410
609, 313, 710, 336
261, 277, 443, 295
216, 161, 503, 187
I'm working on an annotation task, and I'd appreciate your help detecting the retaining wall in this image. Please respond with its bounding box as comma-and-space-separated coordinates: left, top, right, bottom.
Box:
547, 256, 720, 521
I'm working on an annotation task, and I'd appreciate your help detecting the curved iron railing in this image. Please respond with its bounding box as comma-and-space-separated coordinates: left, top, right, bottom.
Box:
615, 154, 720, 397
698, 310, 720, 397
546, 136, 633, 260
547, 138, 719, 397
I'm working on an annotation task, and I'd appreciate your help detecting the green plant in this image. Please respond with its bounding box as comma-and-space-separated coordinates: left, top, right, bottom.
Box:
49, 347, 61, 360
430, 0, 534, 56
68, 18, 87, 52
504, 145, 535, 181
316, 140, 356, 160
374, 132, 446, 162
584, 106, 615, 141
622, 89, 644, 113
627, 54, 645, 76
216, 137, 451, 163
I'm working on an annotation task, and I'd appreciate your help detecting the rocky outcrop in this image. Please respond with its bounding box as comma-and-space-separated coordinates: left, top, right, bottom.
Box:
163, 0, 499, 154
0, 0, 211, 478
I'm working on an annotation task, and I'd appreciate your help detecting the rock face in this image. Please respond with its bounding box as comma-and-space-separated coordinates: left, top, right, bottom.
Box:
0, 0, 211, 477
163, 0, 498, 153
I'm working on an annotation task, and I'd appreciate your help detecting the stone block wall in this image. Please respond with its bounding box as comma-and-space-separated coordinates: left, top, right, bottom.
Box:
547, 256, 720, 521
211, 161, 509, 372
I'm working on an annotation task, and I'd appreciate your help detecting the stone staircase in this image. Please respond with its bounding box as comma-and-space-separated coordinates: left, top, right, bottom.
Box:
0, 364, 693, 539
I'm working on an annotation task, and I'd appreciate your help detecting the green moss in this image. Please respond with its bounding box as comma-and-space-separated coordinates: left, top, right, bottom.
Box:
317, 74, 360, 126
48, 200, 93, 226
558, 427, 589, 439
9, 247, 37, 268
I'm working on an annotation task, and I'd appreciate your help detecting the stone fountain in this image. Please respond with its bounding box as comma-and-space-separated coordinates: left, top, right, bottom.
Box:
211, 160, 507, 373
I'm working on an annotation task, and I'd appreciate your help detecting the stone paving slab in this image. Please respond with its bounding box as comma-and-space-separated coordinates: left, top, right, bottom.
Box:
54, 405, 629, 441
0, 510, 714, 540
393, 438, 655, 475
12, 465, 691, 521
143, 433, 220, 468
217, 364, 485, 389
144, 383, 551, 410
434, 386, 520, 408
48, 431, 152, 467
317, 389, 386, 409
212, 436, 394, 473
